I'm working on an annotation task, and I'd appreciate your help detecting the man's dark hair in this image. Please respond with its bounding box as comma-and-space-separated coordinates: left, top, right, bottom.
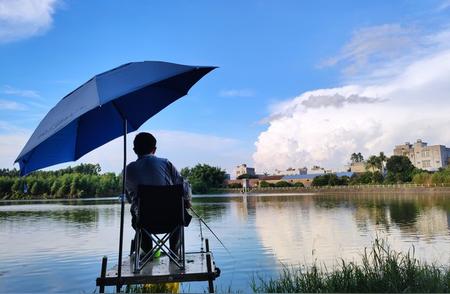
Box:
133, 132, 156, 156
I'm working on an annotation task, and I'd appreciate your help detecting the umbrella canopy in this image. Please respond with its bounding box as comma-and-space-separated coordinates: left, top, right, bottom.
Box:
15, 61, 216, 176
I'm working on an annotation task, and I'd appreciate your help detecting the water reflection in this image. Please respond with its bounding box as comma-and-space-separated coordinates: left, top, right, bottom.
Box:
0, 193, 449, 293
0, 208, 99, 225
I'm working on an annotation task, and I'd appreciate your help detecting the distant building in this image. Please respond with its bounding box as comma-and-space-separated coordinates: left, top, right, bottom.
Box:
275, 167, 308, 176
299, 167, 308, 175
235, 164, 256, 178
393, 139, 450, 171
310, 165, 330, 174
349, 162, 366, 173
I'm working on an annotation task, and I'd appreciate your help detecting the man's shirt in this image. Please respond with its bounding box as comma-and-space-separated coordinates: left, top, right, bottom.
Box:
125, 154, 190, 216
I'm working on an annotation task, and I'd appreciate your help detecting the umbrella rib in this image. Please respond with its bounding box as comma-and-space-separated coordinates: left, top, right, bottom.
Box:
111, 101, 137, 130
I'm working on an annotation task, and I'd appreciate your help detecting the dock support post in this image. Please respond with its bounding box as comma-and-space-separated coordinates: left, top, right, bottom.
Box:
206, 253, 214, 293
205, 238, 210, 253
205, 239, 214, 293
99, 256, 108, 293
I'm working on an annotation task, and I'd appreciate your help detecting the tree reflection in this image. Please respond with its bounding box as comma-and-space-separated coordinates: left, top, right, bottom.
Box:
0, 208, 99, 226
389, 201, 420, 225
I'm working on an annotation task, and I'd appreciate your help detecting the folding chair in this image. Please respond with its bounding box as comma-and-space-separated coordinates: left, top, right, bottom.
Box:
132, 184, 186, 273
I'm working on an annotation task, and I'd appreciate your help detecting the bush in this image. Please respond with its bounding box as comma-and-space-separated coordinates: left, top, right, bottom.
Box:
228, 183, 242, 188
312, 174, 348, 186
274, 181, 291, 187
260, 181, 270, 188
293, 182, 305, 187
350, 172, 384, 185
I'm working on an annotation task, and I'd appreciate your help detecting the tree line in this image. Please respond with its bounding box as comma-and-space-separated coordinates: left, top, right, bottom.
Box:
0, 163, 229, 199
312, 154, 450, 186
0, 164, 120, 199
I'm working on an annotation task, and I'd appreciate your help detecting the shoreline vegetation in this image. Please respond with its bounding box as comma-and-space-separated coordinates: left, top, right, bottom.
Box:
1, 161, 450, 200
0, 164, 121, 200
250, 238, 450, 293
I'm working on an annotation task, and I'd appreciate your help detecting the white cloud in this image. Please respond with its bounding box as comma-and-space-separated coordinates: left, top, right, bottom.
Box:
1, 85, 40, 98
1, 128, 250, 174
0, 132, 29, 169
219, 89, 255, 97
0, 99, 27, 110
320, 24, 419, 74
317, 23, 450, 83
0, 0, 59, 43
75, 130, 250, 175
253, 28, 450, 173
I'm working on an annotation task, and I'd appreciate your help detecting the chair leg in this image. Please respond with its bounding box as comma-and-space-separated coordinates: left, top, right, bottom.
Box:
181, 227, 185, 269
134, 231, 140, 273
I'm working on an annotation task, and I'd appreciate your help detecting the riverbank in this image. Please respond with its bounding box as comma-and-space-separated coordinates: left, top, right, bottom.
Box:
211, 184, 450, 195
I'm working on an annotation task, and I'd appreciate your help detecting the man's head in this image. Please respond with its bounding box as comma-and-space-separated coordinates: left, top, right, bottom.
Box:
133, 132, 157, 156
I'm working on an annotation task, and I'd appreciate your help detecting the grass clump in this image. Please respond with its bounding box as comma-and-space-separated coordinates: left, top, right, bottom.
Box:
251, 239, 450, 293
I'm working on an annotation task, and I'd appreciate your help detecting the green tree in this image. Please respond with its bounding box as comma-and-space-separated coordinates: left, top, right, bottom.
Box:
313, 174, 349, 186
181, 164, 227, 194
0, 177, 14, 197
30, 180, 45, 196
385, 155, 415, 183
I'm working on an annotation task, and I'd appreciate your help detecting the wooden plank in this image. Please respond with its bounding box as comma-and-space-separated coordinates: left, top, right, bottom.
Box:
96, 252, 219, 287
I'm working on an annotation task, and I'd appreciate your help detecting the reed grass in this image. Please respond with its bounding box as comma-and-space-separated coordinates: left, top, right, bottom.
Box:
251, 238, 450, 293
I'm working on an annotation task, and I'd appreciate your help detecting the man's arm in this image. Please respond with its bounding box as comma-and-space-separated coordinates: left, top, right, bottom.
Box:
125, 165, 138, 216
167, 160, 192, 208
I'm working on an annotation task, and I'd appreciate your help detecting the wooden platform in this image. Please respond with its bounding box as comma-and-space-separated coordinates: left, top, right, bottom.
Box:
96, 251, 220, 292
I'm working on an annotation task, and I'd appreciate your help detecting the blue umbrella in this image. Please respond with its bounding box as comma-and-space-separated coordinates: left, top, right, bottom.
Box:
15, 61, 216, 290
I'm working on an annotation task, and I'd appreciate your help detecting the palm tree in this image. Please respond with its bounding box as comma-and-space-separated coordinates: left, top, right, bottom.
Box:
366, 155, 380, 172
350, 152, 364, 163
378, 152, 387, 172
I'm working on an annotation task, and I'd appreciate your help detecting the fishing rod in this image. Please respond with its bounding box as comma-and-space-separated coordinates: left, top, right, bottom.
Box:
189, 207, 231, 255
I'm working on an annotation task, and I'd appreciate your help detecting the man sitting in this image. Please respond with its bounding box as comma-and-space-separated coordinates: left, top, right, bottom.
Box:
125, 132, 191, 255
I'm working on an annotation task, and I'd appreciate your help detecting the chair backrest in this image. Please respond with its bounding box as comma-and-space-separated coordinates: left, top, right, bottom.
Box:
137, 184, 185, 233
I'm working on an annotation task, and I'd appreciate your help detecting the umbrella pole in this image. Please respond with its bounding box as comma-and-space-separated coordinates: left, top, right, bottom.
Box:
117, 118, 127, 292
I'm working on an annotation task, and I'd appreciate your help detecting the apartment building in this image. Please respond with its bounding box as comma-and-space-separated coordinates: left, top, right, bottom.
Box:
393, 139, 450, 171
235, 163, 256, 178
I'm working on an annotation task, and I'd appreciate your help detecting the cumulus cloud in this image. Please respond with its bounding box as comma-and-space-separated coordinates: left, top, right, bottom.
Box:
301, 94, 386, 109
0, 0, 59, 43
253, 27, 450, 173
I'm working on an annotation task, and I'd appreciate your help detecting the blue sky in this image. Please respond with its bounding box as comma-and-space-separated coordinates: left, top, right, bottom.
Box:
1, 0, 450, 175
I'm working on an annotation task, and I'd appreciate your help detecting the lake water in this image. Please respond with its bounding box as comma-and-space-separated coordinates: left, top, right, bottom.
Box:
0, 192, 449, 292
